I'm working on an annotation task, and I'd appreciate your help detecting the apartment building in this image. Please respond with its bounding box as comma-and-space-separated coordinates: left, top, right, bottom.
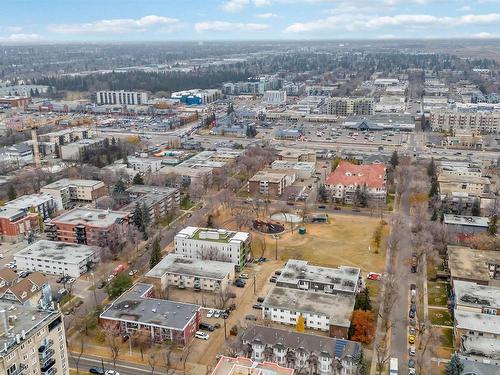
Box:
270, 161, 316, 179
325, 161, 387, 204
15, 240, 100, 278
145, 254, 235, 292
248, 170, 287, 197
241, 325, 361, 375
171, 89, 222, 105
96, 90, 148, 105
277, 149, 316, 163
448, 246, 500, 286
0, 303, 69, 375
326, 97, 374, 117
41, 178, 107, 210
174, 226, 251, 270
127, 156, 162, 173
437, 161, 483, 179
45, 208, 131, 247
211, 356, 295, 375
0, 206, 40, 242
60, 138, 105, 160
438, 174, 491, 197
4, 193, 56, 220
444, 215, 490, 239
39, 127, 94, 146
263, 90, 287, 104
430, 111, 500, 134
100, 283, 201, 346
124, 185, 180, 223
276, 260, 362, 295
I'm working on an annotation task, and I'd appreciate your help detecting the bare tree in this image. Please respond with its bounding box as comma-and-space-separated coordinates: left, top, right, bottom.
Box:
103, 325, 122, 369
214, 286, 234, 310
133, 329, 151, 361
161, 340, 178, 375
147, 345, 159, 374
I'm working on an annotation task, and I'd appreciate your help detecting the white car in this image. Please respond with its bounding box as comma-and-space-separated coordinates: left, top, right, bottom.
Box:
206, 309, 214, 318
239, 273, 249, 279
195, 331, 209, 340
214, 310, 221, 318
106, 371, 120, 375
67, 278, 76, 284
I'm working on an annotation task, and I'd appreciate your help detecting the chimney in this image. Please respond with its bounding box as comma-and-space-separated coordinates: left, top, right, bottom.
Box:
0, 310, 7, 336
21, 330, 26, 340
15, 334, 20, 344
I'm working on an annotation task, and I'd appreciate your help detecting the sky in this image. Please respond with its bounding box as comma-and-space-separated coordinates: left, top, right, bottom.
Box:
0, 0, 499, 43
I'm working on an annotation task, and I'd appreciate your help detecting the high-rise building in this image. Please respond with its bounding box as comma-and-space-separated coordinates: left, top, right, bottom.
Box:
96, 90, 148, 105
326, 97, 374, 116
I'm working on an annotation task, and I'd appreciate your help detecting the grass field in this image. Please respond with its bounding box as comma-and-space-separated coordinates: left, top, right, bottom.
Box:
434, 326, 454, 360
268, 213, 386, 274
429, 308, 453, 326
428, 282, 449, 307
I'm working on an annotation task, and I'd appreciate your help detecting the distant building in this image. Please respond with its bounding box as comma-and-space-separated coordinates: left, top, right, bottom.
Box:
241, 325, 361, 375
438, 174, 491, 197
145, 253, 235, 292
174, 226, 251, 269
45, 208, 131, 246
277, 149, 316, 163
326, 97, 374, 117
270, 161, 316, 179
430, 111, 500, 134
4, 193, 56, 220
0, 143, 33, 165
264, 90, 287, 104
41, 178, 107, 211
171, 89, 221, 105
123, 185, 180, 223
325, 161, 387, 204
100, 283, 201, 346
60, 138, 105, 160
127, 156, 162, 173
15, 240, 100, 278
0, 96, 31, 108
211, 356, 295, 375
248, 170, 287, 197
96, 90, 148, 105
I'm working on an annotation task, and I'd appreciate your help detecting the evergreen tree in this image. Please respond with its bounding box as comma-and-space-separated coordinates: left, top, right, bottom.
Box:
318, 185, 329, 203
431, 209, 438, 221
206, 214, 214, 228
445, 353, 463, 375
7, 185, 17, 201
133, 173, 144, 185
427, 158, 437, 179
122, 153, 128, 165
150, 238, 162, 269
429, 181, 439, 198
390, 150, 399, 170
488, 215, 497, 236
471, 198, 481, 216
113, 179, 126, 194
133, 203, 143, 230
354, 287, 372, 311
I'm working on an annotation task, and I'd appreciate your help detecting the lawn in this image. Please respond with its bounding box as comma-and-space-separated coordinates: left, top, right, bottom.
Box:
429, 308, 453, 326
428, 282, 449, 307
272, 214, 386, 274
433, 327, 454, 360
180, 197, 195, 210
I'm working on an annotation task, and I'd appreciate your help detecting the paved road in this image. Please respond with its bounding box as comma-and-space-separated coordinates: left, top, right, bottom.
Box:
70, 354, 161, 375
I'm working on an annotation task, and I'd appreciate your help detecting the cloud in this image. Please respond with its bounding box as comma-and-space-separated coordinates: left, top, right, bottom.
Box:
221, 0, 250, 12
472, 32, 496, 38
0, 33, 41, 42
48, 15, 181, 34
458, 5, 472, 11
284, 13, 500, 33
195, 21, 270, 32
256, 12, 280, 19
5, 26, 23, 33
254, 0, 272, 5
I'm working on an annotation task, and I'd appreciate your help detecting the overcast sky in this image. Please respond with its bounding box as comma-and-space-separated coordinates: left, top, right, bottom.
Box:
0, 0, 499, 43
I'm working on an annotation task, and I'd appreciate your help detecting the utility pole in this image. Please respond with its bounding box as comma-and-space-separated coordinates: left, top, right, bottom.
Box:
253, 274, 256, 295
274, 235, 279, 261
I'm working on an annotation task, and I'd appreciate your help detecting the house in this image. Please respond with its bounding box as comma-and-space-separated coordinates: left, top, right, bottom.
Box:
325, 161, 387, 204
145, 253, 235, 292
447, 246, 500, 286
45, 208, 132, 246
174, 226, 251, 270
0, 270, 48, 307
211, 356, 295, 375
100, 283, 201, 346
240, 325, 361, 375
40, 178, 107, 210
15, 240, 100, 278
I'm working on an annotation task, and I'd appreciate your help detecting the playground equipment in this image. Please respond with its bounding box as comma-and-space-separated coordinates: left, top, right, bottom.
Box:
253, 219, 285, 234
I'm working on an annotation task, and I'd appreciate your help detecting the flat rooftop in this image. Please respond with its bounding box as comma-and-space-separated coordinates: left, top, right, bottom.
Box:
454, 280, 500, 309
277, 260, 360, 294
271, 160, 316, 170
249, 170, 286, 183
278, 149, 314, 158
126, 185, 178, 196
42, 178, 103, 189
15, 240, 98, 265
462, 335, 500, 361
263, 286, 355, 328
4, 193, 53, 209
444, 215, 489, 227
455, 309, 500, 335
100, 283, 200, 331
146, 254, 234, 280
0, 301, 58, 355
51, 208, 130, 227
448, 246, 500, 283
176, 227, 249, 244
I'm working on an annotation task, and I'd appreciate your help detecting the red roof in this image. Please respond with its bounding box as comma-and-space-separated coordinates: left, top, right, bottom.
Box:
326, 161, 386, 189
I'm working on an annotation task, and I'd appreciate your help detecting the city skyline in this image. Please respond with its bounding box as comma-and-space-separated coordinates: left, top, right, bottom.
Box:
0, 0, 499, 43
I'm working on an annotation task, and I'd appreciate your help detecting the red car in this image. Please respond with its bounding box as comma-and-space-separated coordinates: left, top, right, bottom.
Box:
367, 272, 381, 281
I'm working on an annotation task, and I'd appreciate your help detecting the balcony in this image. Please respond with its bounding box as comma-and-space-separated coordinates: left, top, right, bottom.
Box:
39, 348, 55, 361
41, 367, 57, 375
8, 364, 28, 375
40, 358, 56, 373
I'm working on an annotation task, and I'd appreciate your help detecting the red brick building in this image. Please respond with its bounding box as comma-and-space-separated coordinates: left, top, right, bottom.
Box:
0, 207, 40, 242
0, 96, 31, 108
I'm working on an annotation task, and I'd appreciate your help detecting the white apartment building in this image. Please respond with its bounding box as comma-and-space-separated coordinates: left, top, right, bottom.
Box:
15, 240, 100, 278
41, 178, 107, 211
0, 302, 69, 375
263, 90, 287, 104
430, 111, 500, 134
127, 156, 162, 173
326, 97, 374, 117
4, 193, 56, 220
96, 90, 148, 105
174, 227, 251, 270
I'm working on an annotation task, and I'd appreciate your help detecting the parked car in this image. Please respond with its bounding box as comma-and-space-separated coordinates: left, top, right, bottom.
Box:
409, 327, 416, 336
252, 303, 263, 310
367, 272, 381, 281
409, 310, 415, 319
97, 281, 106, 289
106, 371, 120, 375
214, 310, 221, 318
128, 269, 138, 277
239, 273, 249, 279
408, 359, 415, 369
245, 314, 258, 321
408, 335, 415, 344
89, 368, 105, 375
269, 276, 277, 283
206, 309, 214, 318
234, 279, 246, 288
195, 331, 209, 340
257, 297, 265, 303
274, 269, 282, 276
318, 205, 326, 209
58, 288, 67, 295
67, 278, 76, 284
409, 346, 416, 356
199, 323, 215, 332
409, 318, 416, 326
